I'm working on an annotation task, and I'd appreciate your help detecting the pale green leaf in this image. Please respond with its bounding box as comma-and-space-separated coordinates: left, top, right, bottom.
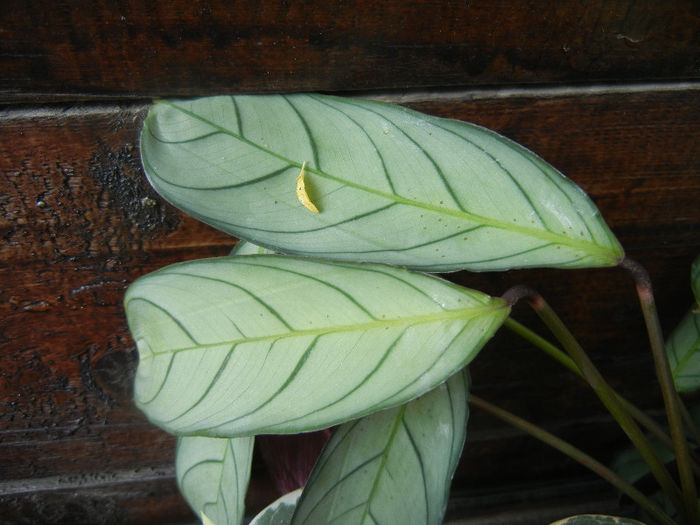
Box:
124, 255, 508, 436
140, 94, 623, 272
549, 515, 645, 525
230, 240, 274, 256
250, 489, 302, 525
291, 369, 469, 525
666, 309, 700, 392
176, 435, 254, 525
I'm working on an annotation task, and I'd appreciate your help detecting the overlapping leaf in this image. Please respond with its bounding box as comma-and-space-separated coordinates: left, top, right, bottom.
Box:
124, 255, 508, 436
140, 94, 623, 272
176, 435, 254, 525
291, 369, 469, 525
250, 489, 302, 525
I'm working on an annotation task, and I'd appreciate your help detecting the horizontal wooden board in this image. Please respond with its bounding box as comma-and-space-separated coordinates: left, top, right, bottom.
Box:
1, 88, 699, 522
1, 0, 699, 100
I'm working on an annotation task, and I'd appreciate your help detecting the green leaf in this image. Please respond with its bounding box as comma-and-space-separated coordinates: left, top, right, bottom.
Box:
124, 255, 508, 436
692, 254, 700, 304
290, 369, 469, 525
250, 489, 302, 525
549, 516, 645, 525
140, 94, 623, 272
176, 435, 254, 525
666, 309, 700, 392
230, 240, 274, 256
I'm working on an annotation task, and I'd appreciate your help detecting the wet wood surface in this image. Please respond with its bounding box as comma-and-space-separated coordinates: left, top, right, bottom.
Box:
2, 87, 699, 523
1, 0, 699, 101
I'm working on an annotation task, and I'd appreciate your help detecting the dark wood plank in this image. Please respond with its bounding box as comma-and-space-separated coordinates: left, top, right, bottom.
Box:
1, 0, 699, 101
1, 88, 698, 522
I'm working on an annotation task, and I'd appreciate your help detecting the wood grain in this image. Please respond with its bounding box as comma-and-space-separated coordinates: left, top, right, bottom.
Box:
1, 88, 698, 522
1, 0, 699, 101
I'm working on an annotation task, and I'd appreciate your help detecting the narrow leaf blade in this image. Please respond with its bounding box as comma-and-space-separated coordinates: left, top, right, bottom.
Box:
176, 435, 254, 525
140, 94, 623, 272
291, 369, 470, 525
124, 256, 508, 436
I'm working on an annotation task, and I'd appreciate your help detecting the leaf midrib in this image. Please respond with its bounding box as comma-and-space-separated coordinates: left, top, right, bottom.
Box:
155, 99, 619, 262
131, 298, 505, 360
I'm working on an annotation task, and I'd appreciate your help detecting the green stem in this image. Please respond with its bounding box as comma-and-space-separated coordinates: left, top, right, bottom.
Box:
505, 317, 700, 477
503, 287, 684, 514
470, 395, 676, 525
622, 258, 699, 523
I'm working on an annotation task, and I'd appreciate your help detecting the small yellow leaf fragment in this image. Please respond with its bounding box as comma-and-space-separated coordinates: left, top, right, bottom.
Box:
296, 161, 319, 213
200, 511, 215, 525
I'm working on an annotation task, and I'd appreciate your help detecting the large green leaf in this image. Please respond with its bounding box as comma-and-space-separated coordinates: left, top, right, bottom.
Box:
290, 369, 469, 525
176, 435, 254, 525
140, 94, 623, 272
124, 255, 508, 436
667, 309, 700, 392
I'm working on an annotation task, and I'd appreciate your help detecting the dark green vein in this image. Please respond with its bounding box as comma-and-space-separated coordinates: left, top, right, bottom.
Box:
308, 94, 397, 193
127, 296, 200, 344
146, 128, 225, 145
431, 117, 597, 242
163, 343, 237, 424
209, 336, 322, 430
301, 451, 384, 523
282, 95, 320, 169
162, 271, 293, 330
329, 96, 466, 213
261, 331, 407, 429
231, 260, 378, 320
401, 419, 429, 523
153, 98, 619, 260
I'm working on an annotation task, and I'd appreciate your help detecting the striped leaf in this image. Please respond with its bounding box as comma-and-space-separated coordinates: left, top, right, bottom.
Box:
140, 94, 623, 272
124, 255, 508, 436
667, 309, 700, 393
290, 369, 469, 525
176, 435, 254, 525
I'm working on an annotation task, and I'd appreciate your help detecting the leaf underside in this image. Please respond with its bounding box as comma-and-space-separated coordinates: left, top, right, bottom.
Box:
140, 94, 623, 272
124, 255, 508, 436
549, 515, 645, 525
176, 435, 254, 525
250, 489, 302, 525
291, 369, 469, 525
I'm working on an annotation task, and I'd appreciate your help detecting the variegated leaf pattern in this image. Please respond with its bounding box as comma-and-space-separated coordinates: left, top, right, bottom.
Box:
250, 489, 302, 525
124, 255, 508, 436
667, 309, 700, 393
290, 369, 469, 525
176, 435, 254, 525
140, 94, 623, 272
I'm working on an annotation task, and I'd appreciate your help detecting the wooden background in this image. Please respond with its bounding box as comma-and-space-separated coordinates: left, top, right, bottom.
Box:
1, 1, 699, 523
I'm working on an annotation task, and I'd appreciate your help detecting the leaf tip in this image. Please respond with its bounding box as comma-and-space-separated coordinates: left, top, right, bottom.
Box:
296, 161, 320, 213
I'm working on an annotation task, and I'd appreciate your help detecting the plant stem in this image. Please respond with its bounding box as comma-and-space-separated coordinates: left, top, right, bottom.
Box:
505, 317, 700, 476
503, 287, 684, 514
622, 258, 700, 523
470, 395, 676, 525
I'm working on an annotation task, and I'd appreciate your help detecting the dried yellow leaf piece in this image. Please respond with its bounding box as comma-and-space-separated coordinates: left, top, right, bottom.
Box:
296, 161, 319, 213
200, 511, 215, 525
